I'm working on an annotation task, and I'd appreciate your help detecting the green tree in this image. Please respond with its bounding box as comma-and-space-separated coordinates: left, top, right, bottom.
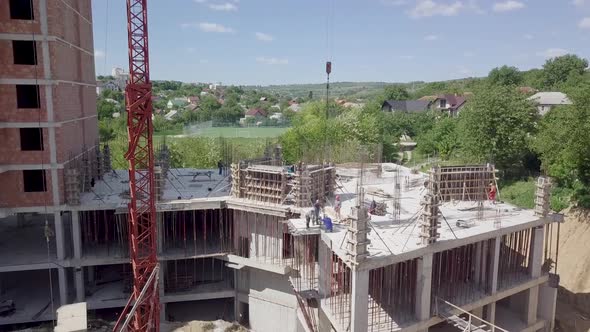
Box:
533, 82, 590, 207
542, 54, 589, 89
488, 66, 523, 86
381, 85, 410, 102
458, 86, 538, 171
416, 116, 459, 159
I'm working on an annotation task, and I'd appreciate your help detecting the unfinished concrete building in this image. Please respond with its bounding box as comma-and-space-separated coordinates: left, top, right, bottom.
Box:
0, 1, 559, 331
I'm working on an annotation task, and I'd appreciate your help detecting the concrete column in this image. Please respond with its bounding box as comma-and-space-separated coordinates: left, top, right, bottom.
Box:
530, 226, 544, 278
234, 270, 239, 322
54, 212, 66, 260
157, 213, 164, 254
415, 254, 433, 322
160, 303, 166, 323
525, 286, 539, 325
485, 237, 501, 325
58, 267, 68, 306
75, 267, 84, 302
87, 266, 95, 283
471, 306, 484, 326
318, 239, 329, 298
350, 268, 369, 332
538, 281, 558, 331
71, 211, 82, 259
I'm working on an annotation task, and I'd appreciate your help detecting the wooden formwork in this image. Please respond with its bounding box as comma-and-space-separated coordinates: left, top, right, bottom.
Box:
231, 163, 288, 204
435, 164, 496, 202
293, 164, 336, 207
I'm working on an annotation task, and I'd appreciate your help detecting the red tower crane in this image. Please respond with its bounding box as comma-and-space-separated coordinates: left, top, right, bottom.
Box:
113, 0, 160, 331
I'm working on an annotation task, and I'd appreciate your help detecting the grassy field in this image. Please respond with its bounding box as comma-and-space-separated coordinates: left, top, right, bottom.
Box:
155, 126, 289, 138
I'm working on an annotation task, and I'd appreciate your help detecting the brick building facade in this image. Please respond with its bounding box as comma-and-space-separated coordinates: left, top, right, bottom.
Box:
0, 0, 98, 209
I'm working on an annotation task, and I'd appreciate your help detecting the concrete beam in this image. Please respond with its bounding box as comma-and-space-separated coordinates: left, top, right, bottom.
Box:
223, 255, 291, 275
161, 290, 235, 303
350, 268, 369, 332
361, 218, 550, 271
406, 275, 549, 332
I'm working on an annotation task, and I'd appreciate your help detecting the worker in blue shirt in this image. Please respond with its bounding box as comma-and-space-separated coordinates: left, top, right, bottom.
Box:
322, 215, 333, 232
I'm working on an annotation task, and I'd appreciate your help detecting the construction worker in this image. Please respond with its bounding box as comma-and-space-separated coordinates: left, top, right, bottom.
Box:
314, 199, 321, 225
369, 199, 377, 215
334, 195, 342, 220
322, 215, 333, 232
488, 182, 497, 204
305, 209, 314, 229
217, 160, 223, 176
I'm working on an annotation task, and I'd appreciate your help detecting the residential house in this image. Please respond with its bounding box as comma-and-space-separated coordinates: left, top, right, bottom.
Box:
187, 96, 200, 105
430, 94, 467, 116
167, 98, 188, 109
96, 80, 120, 95
527, 92, 572, 116
164, 110, 178, 121
245, 108, 267, 119
269, 112, 283, 123
381, 100, 431, 113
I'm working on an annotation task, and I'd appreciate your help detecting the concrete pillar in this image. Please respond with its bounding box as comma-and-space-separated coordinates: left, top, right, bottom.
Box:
525, 286, 539, 325
318, 308, 332, 332
87, 266, 95, 283
485, 237, 501, 325
530, 226, 544, 278
58, 267, 68, 306
71, 211, 82, 260
157, 213, 164, 254
160, 303, 166, 323
54, 212, 66, 260
74, 267, 84, 303
538, 281, 558, 331
471, 306, 484, 326
350, 268, 369, 332
234, 270, 239, 322
415, 254, 433, 322
318, 239, 329, 298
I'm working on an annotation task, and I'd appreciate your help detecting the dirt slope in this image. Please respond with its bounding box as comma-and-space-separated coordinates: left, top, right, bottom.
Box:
553, 208, 590, 331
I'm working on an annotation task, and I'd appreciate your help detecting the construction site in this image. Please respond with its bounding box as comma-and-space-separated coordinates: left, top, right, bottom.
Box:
0, 0, 562, 331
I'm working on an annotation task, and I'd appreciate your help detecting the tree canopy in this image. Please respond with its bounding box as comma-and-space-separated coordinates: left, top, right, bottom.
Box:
542, 54, 589, 89
488, 66, 523, 86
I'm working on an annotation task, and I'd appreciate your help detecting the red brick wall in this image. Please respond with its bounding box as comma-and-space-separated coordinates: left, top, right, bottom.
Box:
0, 0, 41, 34
0, 170, 63, 208
0, 84, 48, 122
0, 128, 50, 165
0, 0, 96, 208
0, 40, 46, 79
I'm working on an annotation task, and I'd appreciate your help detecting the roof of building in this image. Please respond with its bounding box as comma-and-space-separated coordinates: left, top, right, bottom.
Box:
246, 108, 267, 117
434, 94, 467, 110
527, 92, 572, 105
418, 95, 438, 102
383, 100, 431, 112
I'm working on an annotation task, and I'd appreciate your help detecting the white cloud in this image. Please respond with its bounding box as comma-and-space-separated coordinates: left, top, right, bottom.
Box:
523, 33, 533, 40
182, 22, 235, 33
492, 1, 525, 12
579, 17, 590, 29
94, 49, 105, 58
399, 55, 415, 60
409, 0, 464, 18
255, 32, 274, 42
194, 0, 207, 3
256, 57, 289, 65
208, 2, 238, 11
424, 34, 439, 41
572, 0, 585, 6
536, 48, 569, 58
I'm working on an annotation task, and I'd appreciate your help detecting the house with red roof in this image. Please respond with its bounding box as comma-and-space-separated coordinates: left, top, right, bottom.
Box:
430, 94, 468, 117
245, 108, 267, 118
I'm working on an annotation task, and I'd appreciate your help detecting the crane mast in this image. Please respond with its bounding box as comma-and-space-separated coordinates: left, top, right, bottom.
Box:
114, 0, 160, 331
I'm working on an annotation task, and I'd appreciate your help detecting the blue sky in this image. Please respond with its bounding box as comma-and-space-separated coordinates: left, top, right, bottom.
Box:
92, 0, 590, 85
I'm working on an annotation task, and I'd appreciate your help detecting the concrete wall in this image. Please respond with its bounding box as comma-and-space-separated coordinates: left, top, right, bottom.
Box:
248, 268, 298, 332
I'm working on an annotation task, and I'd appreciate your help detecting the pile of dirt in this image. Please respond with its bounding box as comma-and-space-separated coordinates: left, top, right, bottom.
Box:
552, 208, 590, 331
